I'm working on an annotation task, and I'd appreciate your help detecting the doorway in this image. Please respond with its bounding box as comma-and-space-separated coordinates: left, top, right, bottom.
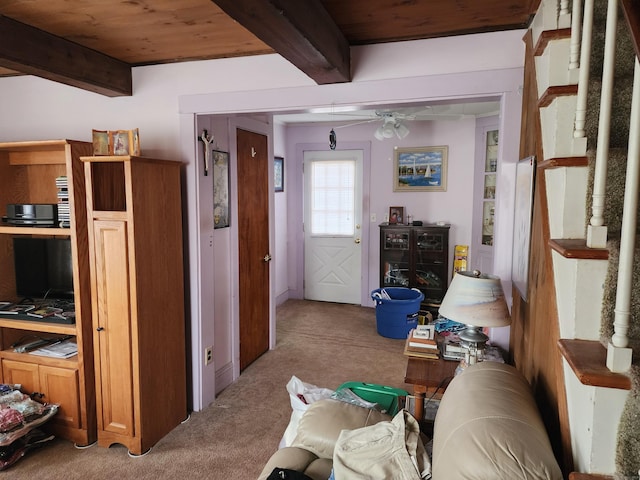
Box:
303, 149, 363, 304
237, 128, 270, 371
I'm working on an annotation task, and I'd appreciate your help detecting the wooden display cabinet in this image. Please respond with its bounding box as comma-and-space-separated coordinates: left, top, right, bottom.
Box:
82, 154, 187, 456
0, 140, 96, 446
379, 223, 450, 316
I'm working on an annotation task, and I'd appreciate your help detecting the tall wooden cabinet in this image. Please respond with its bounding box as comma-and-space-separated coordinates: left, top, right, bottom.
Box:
0, 140, 96, 446
379, 223, 450, 316
81, 154, 187, 456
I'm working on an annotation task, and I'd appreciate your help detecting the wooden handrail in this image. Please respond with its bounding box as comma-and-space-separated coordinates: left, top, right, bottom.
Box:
621, 0, 640, 60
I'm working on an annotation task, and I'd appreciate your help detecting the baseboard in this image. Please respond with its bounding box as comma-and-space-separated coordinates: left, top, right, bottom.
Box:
215, 361, 234, 395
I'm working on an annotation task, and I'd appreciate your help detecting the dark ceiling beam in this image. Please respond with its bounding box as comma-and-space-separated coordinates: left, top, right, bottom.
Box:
0, 15, 131, 97
211, 0, 350, 84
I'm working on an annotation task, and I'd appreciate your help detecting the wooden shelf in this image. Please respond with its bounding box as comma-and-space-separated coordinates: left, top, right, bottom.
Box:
0, 139, 96, 446
559, 339, 631, 390
0, 317, 76, 335
0, 226, 71, 236
0, 349, 78, 368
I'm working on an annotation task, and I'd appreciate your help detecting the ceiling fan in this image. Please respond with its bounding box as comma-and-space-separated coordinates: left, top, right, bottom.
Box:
330, 107, 465, 141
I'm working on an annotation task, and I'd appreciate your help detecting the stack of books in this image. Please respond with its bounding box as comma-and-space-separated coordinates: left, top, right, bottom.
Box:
403, 328, 440, 360
56, 176, 70, 228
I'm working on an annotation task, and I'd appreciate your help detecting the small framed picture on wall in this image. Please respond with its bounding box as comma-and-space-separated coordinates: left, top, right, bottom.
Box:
274, 156, 284, 192
389, 206, 404, 224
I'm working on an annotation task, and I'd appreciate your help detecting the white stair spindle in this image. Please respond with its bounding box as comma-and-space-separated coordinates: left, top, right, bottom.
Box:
607, 58, 640, 373
560, 0, 570, 17
587, 0, 618, 249
574, 0, 594, 137
569, 0, 583, 69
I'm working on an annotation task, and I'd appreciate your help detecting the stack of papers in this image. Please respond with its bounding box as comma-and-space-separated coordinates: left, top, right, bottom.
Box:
29, 340, 77, 359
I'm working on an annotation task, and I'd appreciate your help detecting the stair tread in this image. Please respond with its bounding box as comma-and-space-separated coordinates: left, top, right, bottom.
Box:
549, 239, 609, 259
559, 339, 631, 390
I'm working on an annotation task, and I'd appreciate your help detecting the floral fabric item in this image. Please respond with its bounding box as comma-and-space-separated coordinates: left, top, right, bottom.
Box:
0, 384, 58, 446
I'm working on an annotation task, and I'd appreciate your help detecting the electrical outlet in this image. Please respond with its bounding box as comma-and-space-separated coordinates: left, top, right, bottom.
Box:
384, 213, 389, 222
204, 346, 213, 365
370, 213, 377, 222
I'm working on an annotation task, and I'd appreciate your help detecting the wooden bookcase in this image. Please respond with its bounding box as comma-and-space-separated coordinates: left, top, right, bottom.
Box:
379, 223, 450, 317
81, 154, 187, 456
0, 140, 96, 446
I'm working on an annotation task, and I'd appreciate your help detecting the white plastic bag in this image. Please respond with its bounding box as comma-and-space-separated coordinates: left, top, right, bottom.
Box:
279, 375, 334, 448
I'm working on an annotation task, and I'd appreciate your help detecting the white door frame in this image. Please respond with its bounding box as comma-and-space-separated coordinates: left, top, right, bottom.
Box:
295, 142, 372, 306
303, 149, 363, 304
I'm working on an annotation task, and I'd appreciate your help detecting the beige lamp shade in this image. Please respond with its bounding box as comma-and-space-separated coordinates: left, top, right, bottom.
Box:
438, 270, 511, 328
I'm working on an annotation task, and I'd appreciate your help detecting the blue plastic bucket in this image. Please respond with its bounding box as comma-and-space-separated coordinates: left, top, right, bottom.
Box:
371, 287, 424, 339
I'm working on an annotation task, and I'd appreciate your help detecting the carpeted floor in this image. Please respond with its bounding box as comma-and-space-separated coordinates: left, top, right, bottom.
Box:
5, 299, 410, 479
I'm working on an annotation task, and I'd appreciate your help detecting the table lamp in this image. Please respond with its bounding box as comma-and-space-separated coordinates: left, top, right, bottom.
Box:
438, 270, 511, 365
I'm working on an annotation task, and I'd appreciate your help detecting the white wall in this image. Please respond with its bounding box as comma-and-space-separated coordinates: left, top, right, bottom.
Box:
273, 122, 289, 305
0, 29, 526, 410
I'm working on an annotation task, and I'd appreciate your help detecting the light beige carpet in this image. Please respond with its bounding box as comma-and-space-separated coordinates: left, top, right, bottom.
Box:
6, 299, 410, 479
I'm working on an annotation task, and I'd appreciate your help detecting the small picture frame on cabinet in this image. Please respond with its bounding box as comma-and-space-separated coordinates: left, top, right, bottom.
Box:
92, 129, 141, 156
92, 130, 109, 155
389, 206, 404, 224
109, 129, 141, 156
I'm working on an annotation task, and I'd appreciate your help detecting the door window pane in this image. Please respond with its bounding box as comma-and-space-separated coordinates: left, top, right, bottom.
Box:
310, 160, 355, 235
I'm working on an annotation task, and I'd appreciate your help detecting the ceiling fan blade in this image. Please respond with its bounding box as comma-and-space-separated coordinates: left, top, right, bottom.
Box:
332, 118, 380, 129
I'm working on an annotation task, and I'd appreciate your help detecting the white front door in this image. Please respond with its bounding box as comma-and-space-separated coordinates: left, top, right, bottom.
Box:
303, 149, 363, 304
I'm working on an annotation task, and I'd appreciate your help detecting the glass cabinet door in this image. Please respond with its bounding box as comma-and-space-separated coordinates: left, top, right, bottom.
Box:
414, 229, 447, 304
481, 129, 498, 246
380, 228, 411, 287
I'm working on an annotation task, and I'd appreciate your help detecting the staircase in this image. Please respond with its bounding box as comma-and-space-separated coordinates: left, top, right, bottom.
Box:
530, 0, 639, 476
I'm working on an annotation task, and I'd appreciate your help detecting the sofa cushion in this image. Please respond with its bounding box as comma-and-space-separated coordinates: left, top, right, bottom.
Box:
257, 447, 332, 480
291, 399, 391, 460
432, 362, 562, 480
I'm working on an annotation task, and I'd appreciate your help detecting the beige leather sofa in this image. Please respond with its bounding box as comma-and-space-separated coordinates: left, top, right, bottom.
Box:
258, 362, 563, 480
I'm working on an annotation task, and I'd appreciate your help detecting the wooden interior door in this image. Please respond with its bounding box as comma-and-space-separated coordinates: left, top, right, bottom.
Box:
237, 128, 270, 371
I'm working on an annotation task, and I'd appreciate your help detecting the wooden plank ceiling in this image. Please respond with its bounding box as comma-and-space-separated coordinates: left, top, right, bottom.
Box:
0, 0, 539, 97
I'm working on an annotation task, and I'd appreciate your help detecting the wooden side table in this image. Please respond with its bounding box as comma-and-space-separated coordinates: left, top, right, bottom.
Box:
404, 357, 459, 425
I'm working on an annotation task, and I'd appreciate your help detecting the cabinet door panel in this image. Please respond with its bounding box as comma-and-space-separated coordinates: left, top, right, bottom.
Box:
39, 365, 80, 429
93, 220, 134, 437
2, 359, 39, 393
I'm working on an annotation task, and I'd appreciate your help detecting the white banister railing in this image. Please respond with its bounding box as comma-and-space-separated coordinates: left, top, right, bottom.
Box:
567, 0, 636, 369
607, 58, 640, 373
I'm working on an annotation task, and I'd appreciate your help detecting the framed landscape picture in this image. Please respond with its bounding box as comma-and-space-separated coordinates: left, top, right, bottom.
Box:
393, 146, 448, 192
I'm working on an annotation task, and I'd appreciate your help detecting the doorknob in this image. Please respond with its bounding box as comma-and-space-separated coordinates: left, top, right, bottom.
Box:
263, 254, 272, 262
356, 224, 361, 229
354, 238, 361, 244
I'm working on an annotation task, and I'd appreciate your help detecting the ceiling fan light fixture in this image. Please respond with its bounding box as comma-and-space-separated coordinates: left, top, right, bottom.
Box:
374, 126, 386, 141
373, 113, 410, 141
395, 122, 410, 139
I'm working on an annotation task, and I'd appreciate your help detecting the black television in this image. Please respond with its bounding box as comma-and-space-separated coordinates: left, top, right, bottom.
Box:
13, 237, 74, 300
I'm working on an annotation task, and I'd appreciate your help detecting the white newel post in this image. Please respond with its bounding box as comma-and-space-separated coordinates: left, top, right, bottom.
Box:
607, 59, 640, 373
587, 0, 618, 248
